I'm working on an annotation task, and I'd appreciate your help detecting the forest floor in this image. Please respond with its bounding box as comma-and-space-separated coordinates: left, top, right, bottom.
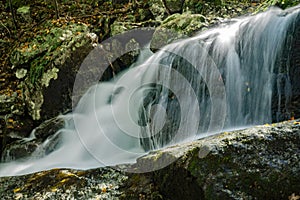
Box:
0, 1, 132, 97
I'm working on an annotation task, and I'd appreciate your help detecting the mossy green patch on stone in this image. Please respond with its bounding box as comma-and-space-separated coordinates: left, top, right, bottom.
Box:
256, 0, 300, 12
9, 21, 94, 121
10, 22, 89, 84
151, 12, 207, 49
162, 12, 207, 35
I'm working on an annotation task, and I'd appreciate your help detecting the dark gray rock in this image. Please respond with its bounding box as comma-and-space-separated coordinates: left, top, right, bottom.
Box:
1, 116, 64, 162
163, 0, 185, 14
1, 139, 41, 162
122, 120, 300, 199
33, 117, 64, 140
272, 11, 300, 122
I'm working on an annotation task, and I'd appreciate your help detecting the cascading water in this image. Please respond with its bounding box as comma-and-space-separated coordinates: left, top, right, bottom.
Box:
139, 6, 300, 150
0, 6, 299, 176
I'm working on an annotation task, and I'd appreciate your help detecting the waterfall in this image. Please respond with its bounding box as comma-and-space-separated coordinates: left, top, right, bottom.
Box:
140, 6, 299, 150
0, 6, 299, 176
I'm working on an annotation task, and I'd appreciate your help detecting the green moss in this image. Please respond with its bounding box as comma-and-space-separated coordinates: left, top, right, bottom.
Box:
186, 147, 207, 182
10, 22, 89, 84
151, 12, 207, 49
29, 64, 44, 84
256, 0, 300, 12
17, 6, 30, 14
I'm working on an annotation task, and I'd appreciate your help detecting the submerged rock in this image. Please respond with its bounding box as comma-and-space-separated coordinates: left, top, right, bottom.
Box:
1, 139, 40, 162
0, 120, 299, 199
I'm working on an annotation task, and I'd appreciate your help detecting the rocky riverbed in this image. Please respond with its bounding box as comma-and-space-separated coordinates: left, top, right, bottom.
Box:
0, 119, 299, 199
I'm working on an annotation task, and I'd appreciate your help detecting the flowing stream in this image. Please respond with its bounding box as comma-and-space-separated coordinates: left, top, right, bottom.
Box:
0, 6, 299, 176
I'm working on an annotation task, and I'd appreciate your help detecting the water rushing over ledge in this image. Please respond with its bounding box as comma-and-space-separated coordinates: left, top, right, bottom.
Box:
0, 5, 299, 177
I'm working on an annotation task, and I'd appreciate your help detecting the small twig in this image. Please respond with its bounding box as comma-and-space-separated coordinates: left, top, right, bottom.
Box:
161, 0, 171, 15
53, 0, 59, 19
30, 17, 47, 29
8, 0, 18, 30
0, 21, 12, 38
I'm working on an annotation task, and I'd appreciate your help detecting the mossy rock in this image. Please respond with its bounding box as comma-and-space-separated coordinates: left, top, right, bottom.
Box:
164, 0, 185, 14
151, 12, 207, 50
147, 0, 168, 21
110, 21, 136, 36
9, 22, 95, 121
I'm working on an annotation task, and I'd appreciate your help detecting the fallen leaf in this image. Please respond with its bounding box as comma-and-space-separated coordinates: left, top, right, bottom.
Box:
13, 188, 21, 193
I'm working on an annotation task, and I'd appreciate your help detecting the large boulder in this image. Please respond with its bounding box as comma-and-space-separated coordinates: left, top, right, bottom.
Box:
0, 168, 128, 200
0, 22, 98, 161
123, 120, 300, 199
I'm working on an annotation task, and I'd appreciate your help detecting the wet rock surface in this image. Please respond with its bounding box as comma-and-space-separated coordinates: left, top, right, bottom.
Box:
1, 116, 64, 162
121, 119, 300, 199
0, 120, 299, 199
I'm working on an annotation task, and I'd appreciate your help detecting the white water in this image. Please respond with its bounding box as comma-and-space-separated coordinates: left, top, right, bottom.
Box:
0, 6, 299, 176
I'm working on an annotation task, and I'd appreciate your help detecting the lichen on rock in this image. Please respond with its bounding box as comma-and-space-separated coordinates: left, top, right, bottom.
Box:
15, 68, 27, 79
23, 83, 43, 121
41, 67, 59, 87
